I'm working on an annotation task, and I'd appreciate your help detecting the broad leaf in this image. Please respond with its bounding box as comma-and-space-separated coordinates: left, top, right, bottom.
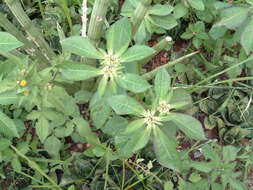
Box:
117, 73, 151, 93
173, 3, 188, 19
222, 146, 238, 163
123, 119, 146, 134
107, 95, 145, 116
120, 45, 155, 62
0, 32, 23, 52
115, 126, 151, 157
188, 0, 205, 11
154, 68, 171, 100
36, 116, 49, 143
44, 136, 61, 156
150, 15, 178, 30
241, 18, 253, 55
61, 36, 104, 59
73, 117, 99, 145
103, 116, 128, 136
149, 4, 174, 16
59, 61, 101, 81
153, 127, 182, 171
0, 91, 19, 105
0, 110, 19, 137
106, 18, 132, 56
215, 7, 249, 29
168, 113, 206, 140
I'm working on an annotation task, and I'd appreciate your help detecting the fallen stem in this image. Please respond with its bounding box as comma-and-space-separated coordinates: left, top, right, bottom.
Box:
143, 51, 200, 80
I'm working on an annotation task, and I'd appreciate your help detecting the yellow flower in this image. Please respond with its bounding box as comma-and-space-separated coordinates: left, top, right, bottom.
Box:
19, 80, 28, 87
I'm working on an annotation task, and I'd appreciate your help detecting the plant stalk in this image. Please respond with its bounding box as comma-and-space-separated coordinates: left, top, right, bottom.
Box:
143, 51, 200, 80
81, 0, 88, 37
87, 0, 109, 46
131, 0, 152, 36
4, 0, 56, 62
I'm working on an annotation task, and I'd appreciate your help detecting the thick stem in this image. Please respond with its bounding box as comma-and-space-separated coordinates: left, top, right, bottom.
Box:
81, 0, 88, 37
140, 36, 172, 66
5, 0, 56, 62
0, 12, 50, 66
88, 0, 109, 45
142, 51, 200, 80
131, 0, 152, 36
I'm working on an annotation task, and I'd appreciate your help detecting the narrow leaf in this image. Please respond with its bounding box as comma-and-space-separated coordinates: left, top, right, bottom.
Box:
154, 68, 171, 100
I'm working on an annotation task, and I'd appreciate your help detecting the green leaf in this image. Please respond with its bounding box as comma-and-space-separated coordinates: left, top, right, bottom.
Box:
154, 68, 171, 100
36, 117, 49, 143
107, 95, 145, 116
115, 126, 151, 157
0, 111, 19, 137
0, 32, 23, 52
153, 127, 182, 171
246, 0, 253, 5
59, 61, 101, 81
150, 15, 178, 30
106, 18, 132, 56
0, 138, 11, 151
90, 98, 111, 129
189, 161, 213, 173
164, 181, 174, 190
229, 179, 248, 190
223, 146, 238, 163
103, 116, 128, 136
11, 157, 21, 172
173, 3, 188, 19
149, 4, 174, 16
73, 117, 99, 145
117, 73, 151, 93
97, 76, 108, 97
241, 19, 253, 55
0, 91, 19, 105
44, 136, 61, 156
123, 119, 146, 134
61, 36, 104, 59
169, 113, 206, 140
215, 7, 249, 29
120, 45, 155, 62
188, 0, 205, 11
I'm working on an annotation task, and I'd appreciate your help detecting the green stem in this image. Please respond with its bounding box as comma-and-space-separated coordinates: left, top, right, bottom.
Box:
0, 12, 50, 66
11, 145, 63, 190
139, 36, 172, 66
88, 0, 109, 46
143, 51, 200, 80
131, 0, 152, 36
5, 0, 56, 61
190, 55, 253, 91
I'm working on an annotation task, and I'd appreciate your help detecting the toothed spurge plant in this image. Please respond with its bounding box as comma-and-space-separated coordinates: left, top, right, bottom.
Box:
107, 68, 206, 171
60, 18, 155, 96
